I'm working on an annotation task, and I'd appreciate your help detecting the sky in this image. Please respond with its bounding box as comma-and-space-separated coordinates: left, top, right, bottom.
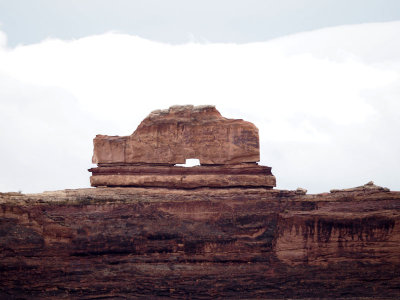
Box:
0, 1, 399, 193
1, 0, 400, 46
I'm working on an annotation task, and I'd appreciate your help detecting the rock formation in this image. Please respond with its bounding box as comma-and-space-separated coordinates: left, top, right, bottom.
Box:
1, 105, 399, 298
1, 183, 399, 298
89, 105, 276, 188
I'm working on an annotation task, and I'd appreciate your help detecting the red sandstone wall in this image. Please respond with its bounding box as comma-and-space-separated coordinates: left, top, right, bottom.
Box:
1, 188, 399, 298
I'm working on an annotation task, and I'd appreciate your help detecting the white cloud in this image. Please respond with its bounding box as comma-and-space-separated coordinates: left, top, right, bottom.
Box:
0, 30, 6, 49
0, 21, 399, 193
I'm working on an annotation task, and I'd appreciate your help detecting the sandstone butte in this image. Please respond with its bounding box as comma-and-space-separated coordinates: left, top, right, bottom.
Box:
1, 105, 400, 299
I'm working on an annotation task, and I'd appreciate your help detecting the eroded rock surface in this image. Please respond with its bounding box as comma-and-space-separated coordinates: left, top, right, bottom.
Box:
1, 184, 399, 298
90, 105, 275, 188
89, 164, 276, 188
92, 105, 260, 165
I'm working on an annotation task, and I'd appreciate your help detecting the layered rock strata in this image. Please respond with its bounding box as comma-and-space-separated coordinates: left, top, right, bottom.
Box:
1, 183, 399, 298
90, 105, 276, 188
89, 164, 276, 188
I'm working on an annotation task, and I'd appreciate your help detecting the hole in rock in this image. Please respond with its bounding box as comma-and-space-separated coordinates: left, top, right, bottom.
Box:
175, 158, 201, 167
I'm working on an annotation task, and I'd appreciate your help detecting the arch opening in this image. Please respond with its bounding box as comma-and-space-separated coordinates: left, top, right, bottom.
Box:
175, 158, 201, 167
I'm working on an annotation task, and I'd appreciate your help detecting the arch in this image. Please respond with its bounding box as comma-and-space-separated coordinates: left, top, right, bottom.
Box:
175, 158, 201, 167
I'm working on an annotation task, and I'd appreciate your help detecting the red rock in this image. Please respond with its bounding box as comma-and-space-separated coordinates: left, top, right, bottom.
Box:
89, 164, 276, 188
92, 105, 260, 165
90, 105, 274, 188
0, 184, 399, 298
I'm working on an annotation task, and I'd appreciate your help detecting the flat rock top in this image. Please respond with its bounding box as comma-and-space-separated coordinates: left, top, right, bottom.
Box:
1, 183, 397, 205
146, 105, 220, 121
92, 105, 260, 165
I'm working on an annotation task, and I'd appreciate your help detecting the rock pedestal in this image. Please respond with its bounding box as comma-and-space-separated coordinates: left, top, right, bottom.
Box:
89, 163, 276, 188
89, 105, 276, 188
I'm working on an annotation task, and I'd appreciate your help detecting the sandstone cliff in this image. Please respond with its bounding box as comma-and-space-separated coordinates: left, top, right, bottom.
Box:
1, 183, 399, 299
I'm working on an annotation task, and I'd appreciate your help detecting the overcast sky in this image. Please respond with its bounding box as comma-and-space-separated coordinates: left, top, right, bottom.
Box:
0, 1, 399, 193
1, 0, 400, 46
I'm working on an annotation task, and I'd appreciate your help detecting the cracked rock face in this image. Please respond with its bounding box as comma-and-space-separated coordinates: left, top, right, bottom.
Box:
1, 185, 399, 298
92, 105, 260, 165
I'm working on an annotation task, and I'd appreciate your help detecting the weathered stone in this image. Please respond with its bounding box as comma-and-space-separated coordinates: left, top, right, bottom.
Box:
92, 105, 260, 165
330, 181, 390, 193
90, 105, 274, 188
295, 187, 307, 195
90, 163, 273, 175
89, 164, 276, 188
1, 186, 399, 298
90, 173, 276, 188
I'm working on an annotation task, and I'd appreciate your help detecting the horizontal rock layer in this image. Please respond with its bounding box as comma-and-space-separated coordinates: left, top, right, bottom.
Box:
90, 174, 276, 188
92, 105, 260, 165
1, 184, 400, 298
89, 164, 276, 188
91, 163, 272, 175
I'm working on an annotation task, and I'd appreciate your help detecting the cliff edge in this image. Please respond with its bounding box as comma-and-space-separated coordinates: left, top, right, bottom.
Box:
1, 183, 399, 298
